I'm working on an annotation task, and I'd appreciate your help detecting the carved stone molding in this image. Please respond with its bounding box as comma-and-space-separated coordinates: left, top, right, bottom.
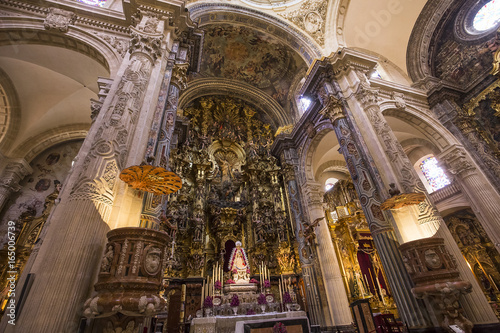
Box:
439, 145, 476, 178
43, 7, 76, 33
0, 159, 32, 192
355, 84, 379, 108
391, 91, 406, 110
278, 0, 327, 46
83, 227, 169, 319
171, 63, 189, 90
319, 95, 345, 124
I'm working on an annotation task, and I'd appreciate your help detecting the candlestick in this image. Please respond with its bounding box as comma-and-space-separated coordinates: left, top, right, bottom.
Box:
364, 274, 370, 293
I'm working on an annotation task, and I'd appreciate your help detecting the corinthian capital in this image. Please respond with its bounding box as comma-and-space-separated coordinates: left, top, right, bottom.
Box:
355, 83, 379, 108
439, 145, 475, 178
171, 63, 189, 90
320, 95, 345, 124
129, 14, 167, 63
0, 159, 32, 192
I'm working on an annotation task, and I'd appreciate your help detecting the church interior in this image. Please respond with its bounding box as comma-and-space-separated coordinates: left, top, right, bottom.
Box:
1, 0, 500, 332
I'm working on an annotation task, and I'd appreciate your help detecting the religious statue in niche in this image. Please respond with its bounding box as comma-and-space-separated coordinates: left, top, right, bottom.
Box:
228, 241, 250, 283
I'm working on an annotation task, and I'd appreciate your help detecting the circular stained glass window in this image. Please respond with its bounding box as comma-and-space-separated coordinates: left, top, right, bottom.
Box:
473, 0, 500, 31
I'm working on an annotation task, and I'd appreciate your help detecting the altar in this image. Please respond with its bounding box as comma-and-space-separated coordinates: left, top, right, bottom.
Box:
190, 311, 310, 333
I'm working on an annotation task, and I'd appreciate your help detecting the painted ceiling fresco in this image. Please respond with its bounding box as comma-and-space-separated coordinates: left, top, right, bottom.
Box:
199, 25, 306, 107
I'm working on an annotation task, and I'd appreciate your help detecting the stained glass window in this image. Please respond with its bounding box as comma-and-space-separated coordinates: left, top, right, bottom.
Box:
76, 0, 107, 7
419, 157, 450, 192
473, 0, 500, 31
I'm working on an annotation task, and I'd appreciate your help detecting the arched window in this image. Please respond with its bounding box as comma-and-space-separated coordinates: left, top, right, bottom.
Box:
419, 157, 450, 192
76, 0, 107, 7
473, 0, 500, 31
325, 177, 338, 191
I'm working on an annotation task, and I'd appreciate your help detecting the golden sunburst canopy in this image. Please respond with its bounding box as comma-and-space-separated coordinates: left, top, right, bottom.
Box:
119, 165, 182, 195
380, 192, 426, 210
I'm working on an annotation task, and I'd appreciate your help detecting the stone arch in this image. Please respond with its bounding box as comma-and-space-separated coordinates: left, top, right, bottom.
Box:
406, 0, 456, 84
179, 78, 291, 128
0, 19, 122, 75
300, 119, 336, 183
315, 160, 349, 180
188, 3, 322, 65
380, 103, 458, 151
0, 68, 20, 154
11, 124, 88, 162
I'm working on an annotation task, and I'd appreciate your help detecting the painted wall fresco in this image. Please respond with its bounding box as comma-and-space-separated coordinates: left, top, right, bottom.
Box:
199, 25, 305, 107
0, 140, 83, 247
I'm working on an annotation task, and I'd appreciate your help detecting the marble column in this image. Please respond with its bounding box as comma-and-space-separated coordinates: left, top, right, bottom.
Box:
440, 145, 500, 249
0, 159, 32, 212
5, 12, 174, 333
317, 94, 432, 328
139, 61, 188, 229
302, 183, 354, 329
329, 50, 497, 325
281, 162, 330, 328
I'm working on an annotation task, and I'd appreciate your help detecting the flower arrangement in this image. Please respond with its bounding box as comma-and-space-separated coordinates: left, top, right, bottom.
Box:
203, 296, 213, 308
283, 291, 292, 304
232, 269, 238, 274
257, 293, 267, 305
226, 279, 236, 284
246, 269, 251, 274
214, 280, 222, 290
249, 278, 258, 284
246, 309, 256, 315
272, 322, 287, 333
230, 294, 240, 307
264, 279, 271, 288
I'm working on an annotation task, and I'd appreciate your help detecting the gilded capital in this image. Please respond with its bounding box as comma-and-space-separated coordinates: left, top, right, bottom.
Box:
171, 63, 189, 90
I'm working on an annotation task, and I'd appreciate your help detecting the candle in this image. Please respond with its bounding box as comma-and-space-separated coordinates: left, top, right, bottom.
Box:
364, 274, 370, 293
279, 283, 283, 310
201, 280, 205, 308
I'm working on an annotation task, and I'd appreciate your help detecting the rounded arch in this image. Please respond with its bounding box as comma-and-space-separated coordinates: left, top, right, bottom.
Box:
11, 124, 88, 162
380, 103, 459, 151
0, 19, 122, 76
188, 3, 322, 65
179, 78, 291, 128
406, 0, 455, 83
300, 119, 337, 183
314, 160, 349, 182
0, 67, 20, 154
